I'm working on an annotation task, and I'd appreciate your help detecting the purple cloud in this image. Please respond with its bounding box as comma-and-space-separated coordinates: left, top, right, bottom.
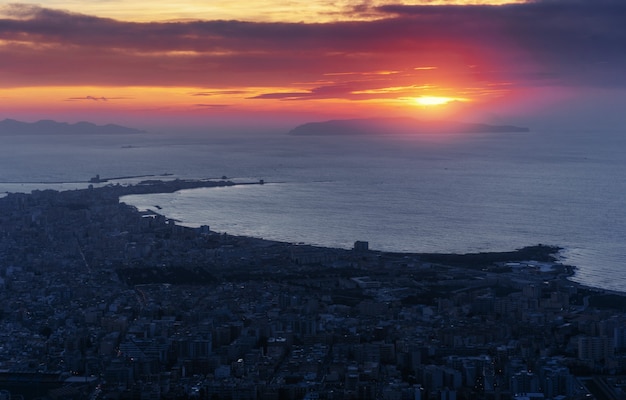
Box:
0, 0, 623, 91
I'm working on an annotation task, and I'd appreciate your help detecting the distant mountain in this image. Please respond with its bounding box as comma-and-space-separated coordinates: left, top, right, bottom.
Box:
288, 117, 529, 136
0, 119, 145, 135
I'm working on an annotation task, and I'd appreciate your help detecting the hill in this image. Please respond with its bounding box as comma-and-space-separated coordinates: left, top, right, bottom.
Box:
0, 119, 145, 135
288, 117, 529, 136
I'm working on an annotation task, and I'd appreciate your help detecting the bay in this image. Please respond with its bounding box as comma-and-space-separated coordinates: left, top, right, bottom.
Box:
1, 128, 625, 292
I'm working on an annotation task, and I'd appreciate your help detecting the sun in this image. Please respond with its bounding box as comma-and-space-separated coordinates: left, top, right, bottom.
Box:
414, 96, 468, 106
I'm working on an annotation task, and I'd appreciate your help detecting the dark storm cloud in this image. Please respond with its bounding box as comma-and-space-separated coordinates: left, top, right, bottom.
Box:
0, 1, 624, 89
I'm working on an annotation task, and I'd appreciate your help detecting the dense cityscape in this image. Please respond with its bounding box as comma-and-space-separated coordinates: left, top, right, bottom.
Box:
1, 180, 626, 400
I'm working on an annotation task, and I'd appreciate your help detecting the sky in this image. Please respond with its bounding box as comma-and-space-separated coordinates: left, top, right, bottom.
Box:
1, 0, 625, 130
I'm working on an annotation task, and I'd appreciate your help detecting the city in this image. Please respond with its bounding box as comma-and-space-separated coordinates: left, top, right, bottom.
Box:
1, 180, 626, 399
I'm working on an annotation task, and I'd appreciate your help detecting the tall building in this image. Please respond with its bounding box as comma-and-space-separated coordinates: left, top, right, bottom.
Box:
578, 336, 613, 362
354, 241, 369, 252
510, 371, 540, 395
541, 365, 576, 399
614, 326, 626, 350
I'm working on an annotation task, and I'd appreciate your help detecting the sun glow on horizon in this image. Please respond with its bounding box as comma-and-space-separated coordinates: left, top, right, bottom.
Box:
413, 96, 469, 107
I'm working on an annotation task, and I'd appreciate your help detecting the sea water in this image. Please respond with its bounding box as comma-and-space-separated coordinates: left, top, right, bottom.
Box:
1, 128, 625, 292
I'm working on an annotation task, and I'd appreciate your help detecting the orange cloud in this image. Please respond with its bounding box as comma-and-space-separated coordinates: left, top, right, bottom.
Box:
0, 1, 530, 23
1, 1, 624, 125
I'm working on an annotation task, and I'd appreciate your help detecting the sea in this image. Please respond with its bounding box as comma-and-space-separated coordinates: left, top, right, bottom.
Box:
1, 127, 625, 293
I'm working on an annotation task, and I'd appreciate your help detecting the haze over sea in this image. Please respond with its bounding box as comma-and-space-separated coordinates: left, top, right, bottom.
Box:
1, 127, 625, 293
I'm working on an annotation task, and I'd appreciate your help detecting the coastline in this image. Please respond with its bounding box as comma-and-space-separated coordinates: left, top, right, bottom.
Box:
3, 177, 626, 399
119, 180, 626, 297
3, 178, 625, 298
119, 179, 625, 298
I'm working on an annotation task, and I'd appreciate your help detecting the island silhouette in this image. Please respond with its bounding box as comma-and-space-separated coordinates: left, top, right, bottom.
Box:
0, 118, 145, 135
288, 117, 529, 136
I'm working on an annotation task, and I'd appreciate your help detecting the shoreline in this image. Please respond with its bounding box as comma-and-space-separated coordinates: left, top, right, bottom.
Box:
4, 178, 625, 298
118, 179, 626, 297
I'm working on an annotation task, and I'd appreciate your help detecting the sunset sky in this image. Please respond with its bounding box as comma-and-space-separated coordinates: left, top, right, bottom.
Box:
1, 0, 625, 130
